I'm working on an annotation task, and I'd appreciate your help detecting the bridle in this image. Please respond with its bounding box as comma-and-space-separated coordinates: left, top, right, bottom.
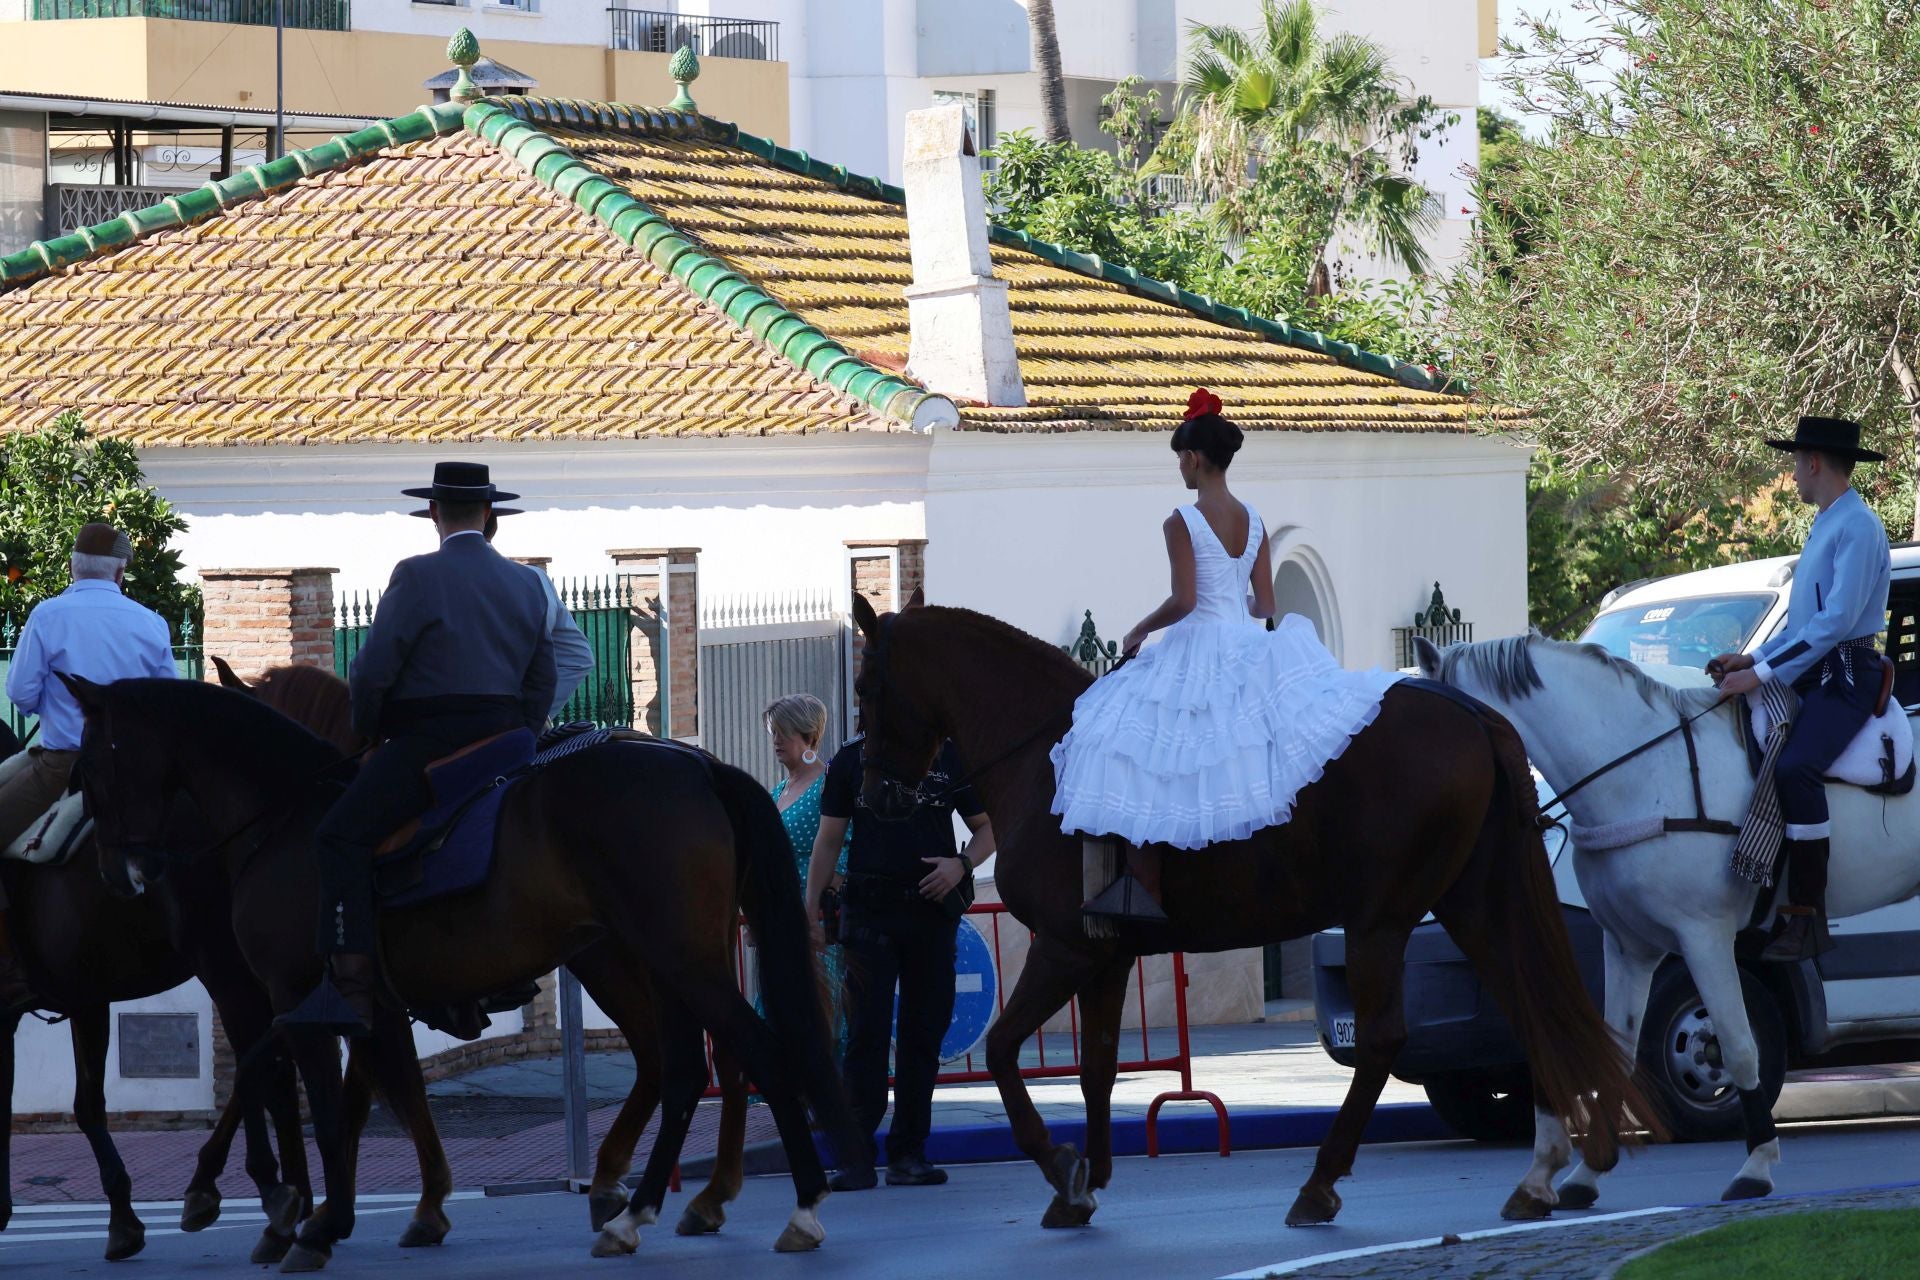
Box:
1532, 691, 1739, 839
860, 615, 1115, 817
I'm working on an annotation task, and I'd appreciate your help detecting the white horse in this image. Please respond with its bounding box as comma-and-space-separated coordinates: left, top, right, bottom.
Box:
1416, 632, 1920, 1205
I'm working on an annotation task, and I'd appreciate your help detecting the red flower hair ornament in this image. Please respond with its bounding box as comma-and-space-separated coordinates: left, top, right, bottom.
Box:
1184, 388, 1223, 420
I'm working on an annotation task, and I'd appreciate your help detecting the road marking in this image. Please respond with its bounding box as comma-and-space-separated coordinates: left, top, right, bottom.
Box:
0, 1192, 487, 1251
1217, 1206, 1686, 1279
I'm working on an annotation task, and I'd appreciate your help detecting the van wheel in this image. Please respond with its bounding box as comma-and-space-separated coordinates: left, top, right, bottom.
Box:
1422, 1069, 1534, 1142
1638, 962, 1787, 1143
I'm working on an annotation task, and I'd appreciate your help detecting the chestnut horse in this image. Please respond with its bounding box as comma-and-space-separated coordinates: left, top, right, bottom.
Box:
848, 596, 1657, 1226
63, 674, 850, 1272
218, 659, 759, 1241
0, 713, 310, 1264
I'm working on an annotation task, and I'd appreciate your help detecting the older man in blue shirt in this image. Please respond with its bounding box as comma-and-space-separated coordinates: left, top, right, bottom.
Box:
0, 523, 176, 1009
1713, 416, 1892, 960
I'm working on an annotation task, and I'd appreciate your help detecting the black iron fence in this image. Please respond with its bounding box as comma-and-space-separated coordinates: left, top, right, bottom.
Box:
608, 7, 778, 60
32, 0, 351, 30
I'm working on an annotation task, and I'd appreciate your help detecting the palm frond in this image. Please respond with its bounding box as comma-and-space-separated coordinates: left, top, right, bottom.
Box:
1352, 173, 1439, 274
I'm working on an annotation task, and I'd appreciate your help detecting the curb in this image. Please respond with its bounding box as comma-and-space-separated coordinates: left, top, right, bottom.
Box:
667, 1103, 1448, 1181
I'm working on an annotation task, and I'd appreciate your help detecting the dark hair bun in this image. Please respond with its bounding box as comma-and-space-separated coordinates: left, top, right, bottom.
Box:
1171, 412, 1244, 471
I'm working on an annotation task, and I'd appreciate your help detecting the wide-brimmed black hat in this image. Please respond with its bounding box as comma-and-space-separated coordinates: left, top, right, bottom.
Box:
410, 506, 522, 519
401, 461, 520, 509
1764, 415, 1886, 463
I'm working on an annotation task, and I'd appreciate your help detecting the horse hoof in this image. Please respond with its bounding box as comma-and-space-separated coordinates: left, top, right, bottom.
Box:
264, 1184, 303, 1237
590, 1190, 630, 1233
1041, 1192, 1098, 1229
1501, 1189, 1553, 1221
180, 1188, 221, 1232
1285, 1186, 1342, 1227
251, 1230, 296, 1266
1557, 1184, 1599, 1210
675, 1203, 725, 1236
773, 1206, 825, 1253
398, 1213, 450, 1248
104, 1219, 147, 1261
279, 1242, 331, 1273
1722, 1177, 1773, 1202
591, 1219, 640, 1258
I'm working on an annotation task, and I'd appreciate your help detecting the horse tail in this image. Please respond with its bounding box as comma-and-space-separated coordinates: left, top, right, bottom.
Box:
1472, 709, 1662, 1168
709, 761, 856, 1158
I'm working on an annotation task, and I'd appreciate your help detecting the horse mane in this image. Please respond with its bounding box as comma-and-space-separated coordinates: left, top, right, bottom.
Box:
248, 664, 364, 754
108, 676, 342, 772
1437, 633, 1726, 717
908, 605, 1094, 693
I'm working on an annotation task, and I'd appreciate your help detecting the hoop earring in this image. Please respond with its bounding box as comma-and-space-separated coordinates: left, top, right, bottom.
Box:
801, 748, 819, 766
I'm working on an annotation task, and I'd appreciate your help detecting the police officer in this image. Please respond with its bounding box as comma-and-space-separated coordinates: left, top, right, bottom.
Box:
1713, 416, 1891, 961
282, 462, 555, 1033
807, 737, 995, 1189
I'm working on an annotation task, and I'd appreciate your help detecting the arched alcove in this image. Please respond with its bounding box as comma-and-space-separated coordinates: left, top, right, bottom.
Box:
1265, 526, 1344, 664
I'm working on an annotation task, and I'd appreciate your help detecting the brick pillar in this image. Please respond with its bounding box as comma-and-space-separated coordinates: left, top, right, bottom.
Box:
198, 567, 338, 681
511, 555, 553, 576
844, 540, 927, 729
609, 548, 700, 742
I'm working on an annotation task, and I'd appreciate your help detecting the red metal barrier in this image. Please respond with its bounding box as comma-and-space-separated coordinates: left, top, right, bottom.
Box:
691, 901, 1229, 1159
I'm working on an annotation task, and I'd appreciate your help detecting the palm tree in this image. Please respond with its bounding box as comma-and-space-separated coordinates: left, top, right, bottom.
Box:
1176, 0, 1438, 280
1028, 0, 1071, 143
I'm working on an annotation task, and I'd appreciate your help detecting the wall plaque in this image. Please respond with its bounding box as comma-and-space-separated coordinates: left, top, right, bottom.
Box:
117, 1012, 200, 1080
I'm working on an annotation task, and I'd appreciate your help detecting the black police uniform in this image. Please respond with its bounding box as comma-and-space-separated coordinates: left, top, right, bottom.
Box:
820, 738, 981, 1171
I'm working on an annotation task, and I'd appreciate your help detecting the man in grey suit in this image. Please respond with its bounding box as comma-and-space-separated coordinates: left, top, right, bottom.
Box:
283, 462, 555, 1033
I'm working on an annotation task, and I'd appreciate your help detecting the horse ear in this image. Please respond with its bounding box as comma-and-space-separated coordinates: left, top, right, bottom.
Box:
851, 592, 881, 637
55, 671, 103, 714
1413, 636, 1444, 679
211, 655, 254, 694
903, 587, 925, 611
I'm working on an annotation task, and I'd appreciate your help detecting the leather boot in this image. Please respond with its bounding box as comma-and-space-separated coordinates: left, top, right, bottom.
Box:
1761, 837, 1834, 962
0, 911, 37, 1013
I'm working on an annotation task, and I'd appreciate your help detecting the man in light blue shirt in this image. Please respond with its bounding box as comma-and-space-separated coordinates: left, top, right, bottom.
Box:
0, 523, 176, 1009
481, 511, 594, 718
1713, 416, 1891, 960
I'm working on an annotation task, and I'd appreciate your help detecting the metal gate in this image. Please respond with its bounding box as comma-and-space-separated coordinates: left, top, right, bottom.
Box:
698, 591, 846, 788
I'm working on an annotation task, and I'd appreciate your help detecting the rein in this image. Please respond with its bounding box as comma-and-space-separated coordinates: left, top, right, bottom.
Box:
1536, 691, 1739, 840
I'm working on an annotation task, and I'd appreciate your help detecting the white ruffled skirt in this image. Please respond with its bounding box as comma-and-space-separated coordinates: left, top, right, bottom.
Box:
1050, 613, 1401, 850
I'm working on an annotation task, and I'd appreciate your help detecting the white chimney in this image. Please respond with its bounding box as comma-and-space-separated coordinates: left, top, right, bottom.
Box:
900, 105, 1027, 408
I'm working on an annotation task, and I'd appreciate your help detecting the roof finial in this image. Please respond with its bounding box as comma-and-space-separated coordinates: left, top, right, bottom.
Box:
448, 28, 481, 104
669, 43, 701, 114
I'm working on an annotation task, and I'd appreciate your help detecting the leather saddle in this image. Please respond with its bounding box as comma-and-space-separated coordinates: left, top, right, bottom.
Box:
1738, 655, 1917, 795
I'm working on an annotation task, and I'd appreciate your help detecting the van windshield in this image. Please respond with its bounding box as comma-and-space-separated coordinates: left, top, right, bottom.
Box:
1579, 594, 1777, 671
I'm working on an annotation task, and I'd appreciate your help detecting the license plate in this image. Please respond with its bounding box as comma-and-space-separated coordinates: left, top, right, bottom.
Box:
1330, 1016, 1356, 1048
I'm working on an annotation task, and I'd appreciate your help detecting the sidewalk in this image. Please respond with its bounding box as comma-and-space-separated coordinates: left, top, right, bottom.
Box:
12, 1014, 1920, 1205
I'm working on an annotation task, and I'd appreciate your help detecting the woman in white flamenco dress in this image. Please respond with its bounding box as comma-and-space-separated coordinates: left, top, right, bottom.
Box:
1051, 390, 1402, 926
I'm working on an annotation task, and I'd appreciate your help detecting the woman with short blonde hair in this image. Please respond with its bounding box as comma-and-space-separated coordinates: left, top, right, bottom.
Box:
762, 692, 850, 1037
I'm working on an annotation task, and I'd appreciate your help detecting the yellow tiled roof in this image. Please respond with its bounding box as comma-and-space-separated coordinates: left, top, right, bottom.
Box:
0, 96, 1518, 446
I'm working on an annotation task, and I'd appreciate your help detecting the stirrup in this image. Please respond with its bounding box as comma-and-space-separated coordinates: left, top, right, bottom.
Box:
1082, 872, 1168, 924
275, 974, 373, 1036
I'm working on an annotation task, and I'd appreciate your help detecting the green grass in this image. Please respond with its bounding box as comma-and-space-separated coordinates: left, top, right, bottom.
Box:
1617, 1209, 1920, 1280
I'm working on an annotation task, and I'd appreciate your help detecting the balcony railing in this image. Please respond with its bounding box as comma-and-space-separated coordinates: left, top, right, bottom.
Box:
49, 183, 176, 237
32, 0, 351, 31
608, 8, 778, 61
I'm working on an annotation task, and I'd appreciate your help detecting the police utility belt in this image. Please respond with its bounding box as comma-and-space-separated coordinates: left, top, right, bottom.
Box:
844, 869, 975, 920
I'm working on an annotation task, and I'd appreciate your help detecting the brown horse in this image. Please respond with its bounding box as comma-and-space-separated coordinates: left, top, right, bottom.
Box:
0, 715, 310, 1264
217, 658, 759, 1240
848, 595, 1658, 1226
62, 672, 850, 1272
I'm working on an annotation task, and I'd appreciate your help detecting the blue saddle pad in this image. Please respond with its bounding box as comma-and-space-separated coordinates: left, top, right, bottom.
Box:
376, 728, 536, 910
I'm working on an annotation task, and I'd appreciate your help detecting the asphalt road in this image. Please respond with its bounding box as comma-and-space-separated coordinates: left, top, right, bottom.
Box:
7, 1121, 1920, 1279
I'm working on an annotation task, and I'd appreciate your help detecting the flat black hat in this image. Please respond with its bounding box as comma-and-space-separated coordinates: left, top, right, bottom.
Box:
401, 461, 521, 508
1764, 415, 1886, 463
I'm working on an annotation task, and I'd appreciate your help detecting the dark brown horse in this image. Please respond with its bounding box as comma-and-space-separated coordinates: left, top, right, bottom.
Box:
849, 596, 1657, 1226
218, 659, 760, 1241
0, 716, 310, 1264
62, 673, 850, 1272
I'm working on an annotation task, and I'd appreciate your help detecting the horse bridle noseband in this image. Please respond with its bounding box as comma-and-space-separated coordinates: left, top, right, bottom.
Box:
1533, 692, 1739, 839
